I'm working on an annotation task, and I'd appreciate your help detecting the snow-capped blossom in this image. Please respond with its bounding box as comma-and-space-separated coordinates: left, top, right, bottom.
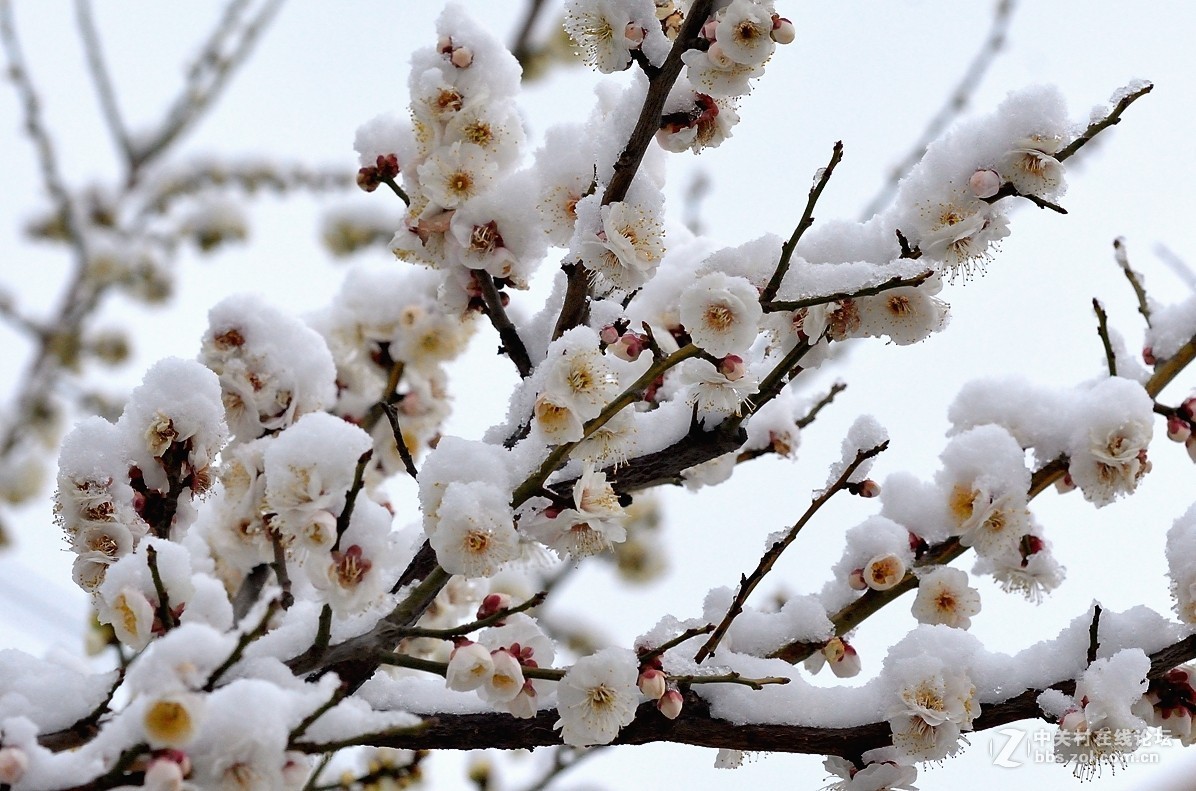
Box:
1132, 665, 1196, 746
534, 124, 595, 246
417, 142, 497, 209
446, 181, 546, 282
575, 197, 666, 290
564, 0, 664, 73
103, 585, 156, 650
1056, 649, 1151, 779
521, 464, 628, 557
555, 647, 641, 746
863, 553, 906, 591
911, 567, 981, 629
1066, 412, 1153, 507
915, 199, 1009, 278
822, 755, 919, 791
539, 329, 620, 421
1001, 135, 1064, 197
978, 536, 1065, 603
143, 693, 204, 748
715, 0, 776, 66
430, 481, 520, 578
886, 657, 978, 763
854, 280, 949, 346
679, 271, 762, 357
676, 357, 758, 420
533, 392, 588, 444
307, 500, 398, 614
945, 482, 1028, 557
263, 412, 373, 554
443, 99, 525, 170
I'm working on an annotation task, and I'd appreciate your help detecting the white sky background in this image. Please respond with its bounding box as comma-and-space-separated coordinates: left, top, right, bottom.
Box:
2, 1, 1196, 789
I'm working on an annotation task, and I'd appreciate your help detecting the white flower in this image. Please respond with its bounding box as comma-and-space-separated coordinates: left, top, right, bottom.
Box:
540, 334, 620, 421
143, 693, 204, 748
446, 642, 495, 692
521, 464, 628, 557
416, 141, 496, 209
863, 553, 906, 591
101, 585, 156, 650
564, 0, 642, 73
917, 200, 1009, 278
429, 482, 520, 578
886, 659, 977, 763
715, 0, 776, 66
1068, 420, 1152, 507
555, 647, 641, 746
911, 567, 981, 629
676, 357, 758, 419
854, 281, 949, 346
533, 393, 586, 444
679, 272, 762, 357
577, 199, 665, 290
1002, 135, 1064, 197
822, 756, 919, 791
945, 482, 1028, 557
681, 47, 764, 98
479, 648, 525, 704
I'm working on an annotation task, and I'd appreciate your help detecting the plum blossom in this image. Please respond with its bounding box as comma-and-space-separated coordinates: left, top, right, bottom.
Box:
679, 271, 763, 357
576, 197, 666, 290
429, 481, 520, 578
886, 657, 978, 763
911, 567, 981, 629
715, 0, 777, 67
555, 647, 641, 746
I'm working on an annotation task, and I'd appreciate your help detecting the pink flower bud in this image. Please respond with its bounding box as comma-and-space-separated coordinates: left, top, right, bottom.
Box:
1055, 473, 1077, 493
770, 16, 796, 44
609, 332, 647, 362
701, 19, 719, 40
718, 354, 746, 381
1168, 415, 1192, 443
847, 567, 868, 591
1181, 397, 1196, 421
1143, 345, 1157, 365
968, 169, 1002, 199
624, 23, 645, 47
824, 637, 861, 678
477, 592, 513, 622
854, 479, 881, 498
436, 35, 453, 54
144, 757, 185, 791
450, 47, 474, 69
658, 688, 684, 719
638, 667, 667, 700
599, 325, 620, 345
0, 747, 28, 785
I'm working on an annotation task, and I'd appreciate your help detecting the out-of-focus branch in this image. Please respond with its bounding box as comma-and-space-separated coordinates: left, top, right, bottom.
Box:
74, 0, 133, 164
510, 0, 549, 72
858, 0, 1017, 220
127, 0, 286, 179
1113, 238, 1152, 327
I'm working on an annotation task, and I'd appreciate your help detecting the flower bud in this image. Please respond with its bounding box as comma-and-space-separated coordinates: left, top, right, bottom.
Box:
1055, 473, 1077, 493
847, 567, 868, 591
1167, 415, 1192, 443
144, 757, 185, 791
624, 23, 645, 47
1181, 396, 1196, 422
599, 324, 620, 345
853, 478, 881, 498
0, 747, 28, 785
477, 592, 513, 622
863, 553, 906, 591
718, 354, 746, 381
701, 19, 719, 40
968, 168, 1002, 199
1143, 345, 1157, 366
823, 637, 862, 678
770, 16, 796, 44
658, 688, 684, 719
638, 667, 667, 700
450, 47, 474, 69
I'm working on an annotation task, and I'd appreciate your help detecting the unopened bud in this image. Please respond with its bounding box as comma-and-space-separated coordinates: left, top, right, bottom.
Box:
477, 592, 513, 622
823, 637, 861, 678
701, 19, 719, 40
718, 354, 746, 381
847, 567, 868, 591
0, 747, 28, 784
770, 16, 795, 44
1181, 397, 1196, 422
658, 688, 684, 719
638, 667, 667, 700
1168, 415, 1192, 443
599, 324, 620, 345
1143, 345, 1157, 366
624, 23, 645, 47
437, 35, 453, 53
450, 47, 474, 68
1055, 473, 1076, 493
610, 332, 647, 362
853, 478, 881, 498
144, 757, 185, 791
968, 168, 1002, 199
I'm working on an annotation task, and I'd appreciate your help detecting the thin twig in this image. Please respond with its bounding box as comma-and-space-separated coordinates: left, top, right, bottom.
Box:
1056, 82, 1154, 163
695, 442, 889, 664
73, 0, 132, 163
796, 382, 848, 429
1092, 298, 1116, 377
1086, 604, 1102, 666
204, 596, 281, 691
638, 624, 715, 667
672, 672, 790, 690
380, 403, 420, 481
764, 270, 934, 313
145, 545, 177, 633
1113, 238, 1152, 327
334, 450, 373, 547
395, 591, 547, 640
761, 141, 844, 304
